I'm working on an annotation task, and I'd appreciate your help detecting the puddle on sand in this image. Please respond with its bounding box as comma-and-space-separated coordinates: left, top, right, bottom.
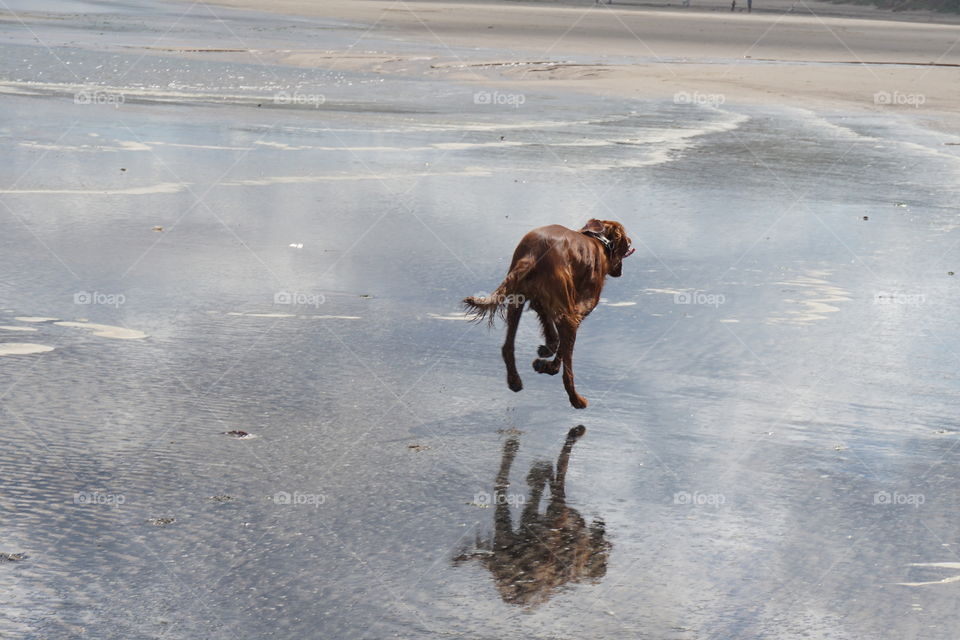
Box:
453, 425, 610, 607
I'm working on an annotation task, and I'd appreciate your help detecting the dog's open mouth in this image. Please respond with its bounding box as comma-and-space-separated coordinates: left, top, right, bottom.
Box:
624, 247, 635, 258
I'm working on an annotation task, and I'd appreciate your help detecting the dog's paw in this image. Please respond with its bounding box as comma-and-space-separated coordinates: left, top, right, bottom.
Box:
532, 358, 560, 375
507, 375, 523, 392
568, 394, 588, 409
537, 344, 556, 358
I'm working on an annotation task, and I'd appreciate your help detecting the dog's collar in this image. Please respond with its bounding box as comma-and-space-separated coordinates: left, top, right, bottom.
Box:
582, 229, 614, 256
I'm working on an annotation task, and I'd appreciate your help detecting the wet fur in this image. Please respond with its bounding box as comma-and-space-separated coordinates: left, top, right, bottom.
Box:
463, 219, 632, 409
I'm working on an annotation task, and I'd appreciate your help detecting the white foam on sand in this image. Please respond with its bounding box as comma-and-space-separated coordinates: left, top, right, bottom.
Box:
227, 312, 297, 318
766, 270, 850, 325
223, 168, 491, 186
14, 317, 59, 323
428, 312, 472, 321
0, 183, 188, 196
642, 288, 686, 296
0, 325, 38, 332
302, 114, 635, 135
602, 301, 636, 307
54, 321, 147, 340
0, 343, 54, 356
226, 312, 359, 319
19, 140, 151, 152
146, 141, 252, 151
577, 110, 750, 171
897, 563, 960, 586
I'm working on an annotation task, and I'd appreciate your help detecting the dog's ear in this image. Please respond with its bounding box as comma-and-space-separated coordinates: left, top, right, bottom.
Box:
580, 219, 604, 234
600, 221, 632, 278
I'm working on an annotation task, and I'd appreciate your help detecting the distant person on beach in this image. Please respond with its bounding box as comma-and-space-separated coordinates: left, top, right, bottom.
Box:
748, 0, 752, 11
731, 0, 736, 9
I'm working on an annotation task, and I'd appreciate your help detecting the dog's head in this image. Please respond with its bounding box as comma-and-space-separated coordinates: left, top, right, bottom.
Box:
581, 219, 633, 278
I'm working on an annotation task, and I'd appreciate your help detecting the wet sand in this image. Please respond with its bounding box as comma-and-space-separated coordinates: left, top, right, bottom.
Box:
2, 1, 960, 638
201, 0, 960, 115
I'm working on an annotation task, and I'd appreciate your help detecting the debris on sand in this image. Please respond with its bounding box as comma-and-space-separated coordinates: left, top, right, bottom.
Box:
148, 517, 176, 527
152, 226, 163, 232
0, 552, 26, 562
894, 202, 907, 208
949, 272, 955, 276
408, 444, 431, 452
862, 216, 869, 220
209, 494, 234, 502
224, 430, 256, 439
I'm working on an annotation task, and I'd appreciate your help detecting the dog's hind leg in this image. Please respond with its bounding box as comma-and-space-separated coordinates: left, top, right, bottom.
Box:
558, 317, 587, 409
532, 309, 562, 376
534, 306, 559, 358
502, 303, 524, 392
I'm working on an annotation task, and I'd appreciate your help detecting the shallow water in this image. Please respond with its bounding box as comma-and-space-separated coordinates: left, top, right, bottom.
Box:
3, 1, 960, 639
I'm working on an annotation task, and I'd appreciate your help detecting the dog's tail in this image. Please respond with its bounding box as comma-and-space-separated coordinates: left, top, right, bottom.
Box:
463, 257, 534, 326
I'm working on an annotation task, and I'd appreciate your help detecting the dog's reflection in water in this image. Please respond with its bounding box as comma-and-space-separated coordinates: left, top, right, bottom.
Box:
454, 425, 611, 607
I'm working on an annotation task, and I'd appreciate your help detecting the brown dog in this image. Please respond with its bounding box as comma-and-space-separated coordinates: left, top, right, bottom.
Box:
464, 219, 633, 409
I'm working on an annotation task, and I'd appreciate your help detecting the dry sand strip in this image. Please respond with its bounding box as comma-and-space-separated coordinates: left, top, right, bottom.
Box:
194, 0, 960, 117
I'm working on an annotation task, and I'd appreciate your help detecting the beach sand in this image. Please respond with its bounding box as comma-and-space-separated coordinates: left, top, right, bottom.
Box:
199, 0, 960, 117
4, 1, 960, 638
